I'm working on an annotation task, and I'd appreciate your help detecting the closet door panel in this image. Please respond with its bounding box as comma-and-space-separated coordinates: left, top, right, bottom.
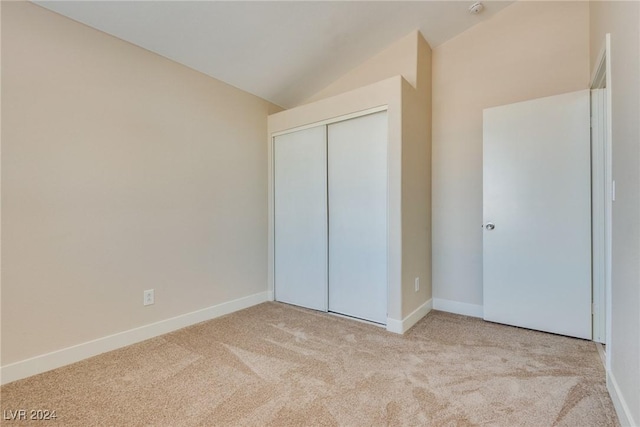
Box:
274, 126, 328, 311
328, 111, 388, 324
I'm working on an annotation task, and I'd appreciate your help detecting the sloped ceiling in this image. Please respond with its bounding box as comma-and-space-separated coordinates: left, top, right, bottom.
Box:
34, 1, 514, 108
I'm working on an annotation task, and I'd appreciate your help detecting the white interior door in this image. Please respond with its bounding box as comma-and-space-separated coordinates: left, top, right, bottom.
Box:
274, 126, 327, 311
483, 90, 592, 339
328, 111, 388, 324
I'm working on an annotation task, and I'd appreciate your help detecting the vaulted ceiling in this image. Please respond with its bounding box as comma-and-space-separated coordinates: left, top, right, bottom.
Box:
34, 1, 514, 108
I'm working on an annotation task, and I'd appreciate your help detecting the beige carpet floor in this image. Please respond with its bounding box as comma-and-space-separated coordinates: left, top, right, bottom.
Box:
1, 302, 618, 426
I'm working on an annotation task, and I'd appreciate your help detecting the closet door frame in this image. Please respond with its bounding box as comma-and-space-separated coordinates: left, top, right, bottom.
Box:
268, 106, 390, 321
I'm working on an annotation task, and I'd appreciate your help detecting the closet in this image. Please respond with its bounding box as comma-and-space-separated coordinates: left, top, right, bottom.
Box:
274, 111, 388, 324
268, 74, 431, 333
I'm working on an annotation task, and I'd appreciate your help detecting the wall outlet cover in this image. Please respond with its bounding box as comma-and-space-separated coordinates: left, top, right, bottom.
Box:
144, 289, 155, 306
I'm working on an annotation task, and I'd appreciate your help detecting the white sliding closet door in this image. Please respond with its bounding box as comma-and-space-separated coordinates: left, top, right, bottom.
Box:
328, 111, 388, 324
274, 126, 328, 311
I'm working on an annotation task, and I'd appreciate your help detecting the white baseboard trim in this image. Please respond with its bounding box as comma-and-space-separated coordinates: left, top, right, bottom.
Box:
607, 369, 637, 427
267, 290, 274, 301
386, 298, 432, 334
0, 291, 269, 385
433, 298, 484, 318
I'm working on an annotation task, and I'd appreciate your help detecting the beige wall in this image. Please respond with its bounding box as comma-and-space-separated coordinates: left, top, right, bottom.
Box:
401, 34, 432, 317
431, 1, 590, 308
2, 2, 276, 365
303, 31, 420, 105
590, 2, 640, 424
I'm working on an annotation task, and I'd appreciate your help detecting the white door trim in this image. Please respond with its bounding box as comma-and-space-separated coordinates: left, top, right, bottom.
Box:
590, 87, 606, 343
270, 105, 388, 138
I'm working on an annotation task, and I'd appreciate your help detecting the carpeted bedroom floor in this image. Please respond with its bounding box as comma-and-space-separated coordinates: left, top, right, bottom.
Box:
0, 302, 618, 426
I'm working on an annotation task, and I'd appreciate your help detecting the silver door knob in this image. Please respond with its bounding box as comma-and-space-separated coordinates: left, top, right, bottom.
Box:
485, 223, 495, 230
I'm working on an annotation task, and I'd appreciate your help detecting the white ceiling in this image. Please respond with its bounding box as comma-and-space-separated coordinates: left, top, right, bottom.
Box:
34, 1, 514, 108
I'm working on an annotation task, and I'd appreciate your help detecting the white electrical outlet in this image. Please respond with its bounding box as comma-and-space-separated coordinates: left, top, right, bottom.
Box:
143, 289, 154, 306
415, 277, 420, 292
